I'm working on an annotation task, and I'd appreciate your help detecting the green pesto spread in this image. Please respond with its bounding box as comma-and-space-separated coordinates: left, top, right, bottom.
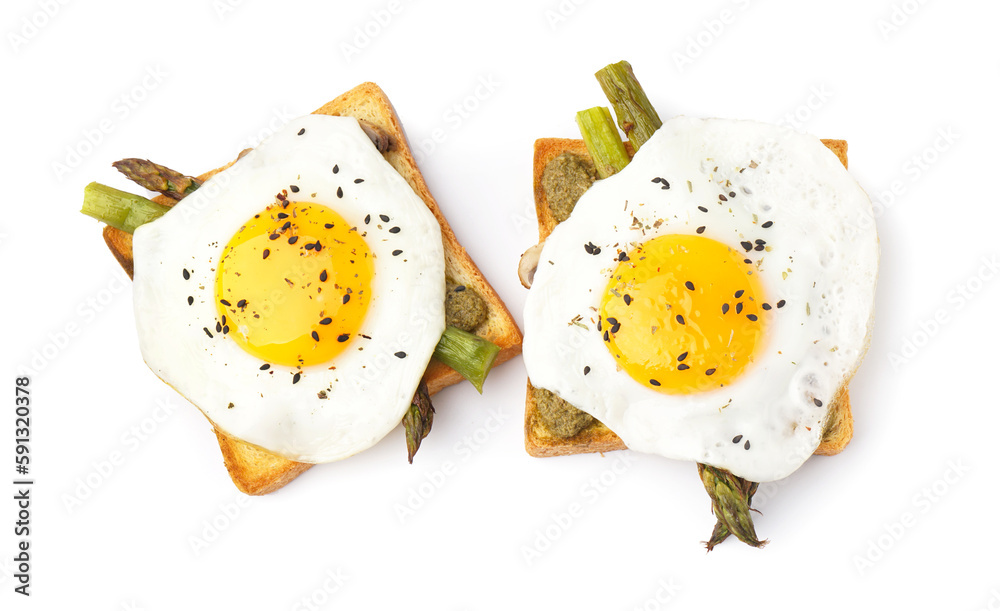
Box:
541, 152, 598, 223
445, 281, 488, 332
533, 387, 594, 438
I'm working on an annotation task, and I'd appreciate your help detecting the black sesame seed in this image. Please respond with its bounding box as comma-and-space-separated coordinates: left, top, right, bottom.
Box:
597, 318, 602, 332
336, 187, 343, 198
698, 206, 708, 212
364, 215, 370, 225
216, 322, 222, 333
263, 249, 270, 259
761, 221, 773, 228
320, 317, 332, 325
603, 330, 610, 342
305, 243, 315, 251
584, 366, 591, 375
624, 294, 632, 306
744, 258, 753, 264
222, 325, 230, 335
332, 164, 339, 174
696, 226, 706, 234
182, 269, 190, 280
755, 244, 765, 251
389, 226, 401, 234
293, 373, 301, 384
747, 314, 758, 321
342, 294, 351, 304
678, 352, 688, 362
755, 239, 766, 245
311, 331, 319, 341
706, 368, 716, 376
454, 285, 466, 292
237, 299, 247, 308
719, 194, 728, 202
777, 299, 786, 308
319, 270, 328, 282
734, 290, 745, 298
606, 317, 618, 326
297, 128, 305, 135
219, 299, 231, 306
814, 398, 823, 407
722, 303, 730, 314
618, 251, 629, 261
326, 223, 335, 229
678, 363, 690, 371
354, 178, 364, 184
741, 241, 753, 251
281, 221, 291, 231
187, 296, 194, 305
269, 233, 280, 240
652, 177, 661, 183
260, 364, 270, 371
395, 351, 407, 359
660, 181, 670, 189
380, 214, 390, 222
392, 249, 403, 256
337, 333, 350, 342
203, 327, 213, 338
289, 185, 300, 193
649, 379, 661, 386
611, 322, 621, 334
736, 302, 744, 314
732, 435, 743, 443
277, 212, 289, 219
676, 314, 685, 325
762, 303, 772, 310
313, 242, 322, 252
685, 281, 695, 291
288, 236, 299, 245
744, 440, 751, 450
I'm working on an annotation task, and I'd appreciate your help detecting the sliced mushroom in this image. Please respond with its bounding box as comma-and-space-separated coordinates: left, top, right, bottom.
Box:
518, 242, 544, 289
357, 120, 393, 154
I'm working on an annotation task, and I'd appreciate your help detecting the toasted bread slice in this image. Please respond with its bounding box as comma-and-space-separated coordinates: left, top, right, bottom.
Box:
524, 137, 852, 459
101, 83, 522, 495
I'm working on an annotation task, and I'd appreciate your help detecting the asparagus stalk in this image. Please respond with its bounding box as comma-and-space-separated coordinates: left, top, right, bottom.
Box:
697, 463, 767, 551
403, 381, 434, 463
81, 182, 171, 234
575, 107, 631, 179
432, 327, 501, 394
112, 158, 201, 200
595, 60, 663, 150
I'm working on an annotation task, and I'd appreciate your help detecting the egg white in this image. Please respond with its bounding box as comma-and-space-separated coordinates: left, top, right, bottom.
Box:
523, 117, 878, 482
132, 115, 446, 463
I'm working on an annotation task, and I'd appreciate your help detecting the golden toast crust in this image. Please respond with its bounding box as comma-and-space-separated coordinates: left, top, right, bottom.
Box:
524, 137, 853, 459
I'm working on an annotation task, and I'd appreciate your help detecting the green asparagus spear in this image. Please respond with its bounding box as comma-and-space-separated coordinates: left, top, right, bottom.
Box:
698, 463, 767, 551
432, 327, 502, 394
81, 182, 171, 234
595, 60, 663, 150
112, 158, 201, 200
575, 106, 631, 179
403, 381, 434, 463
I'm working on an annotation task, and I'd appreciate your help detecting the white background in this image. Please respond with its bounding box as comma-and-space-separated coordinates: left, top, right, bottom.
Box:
2, 0, 999, 608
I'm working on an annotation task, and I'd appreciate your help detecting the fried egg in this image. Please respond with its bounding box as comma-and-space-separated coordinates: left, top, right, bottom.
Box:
523, 116, 878, 482
132, 115, 445, 463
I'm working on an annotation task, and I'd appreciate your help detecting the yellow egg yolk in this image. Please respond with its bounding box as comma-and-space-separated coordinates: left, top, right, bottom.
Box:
214, 202, 373, 368
599, 234, 767, 394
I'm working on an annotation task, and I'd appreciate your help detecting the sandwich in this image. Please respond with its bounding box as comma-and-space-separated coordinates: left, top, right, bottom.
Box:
81, 82, 522, 495
519, 62, 877, 548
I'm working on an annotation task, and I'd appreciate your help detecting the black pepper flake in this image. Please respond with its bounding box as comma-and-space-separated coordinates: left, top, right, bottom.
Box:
290, 185, 300, 193
706, 368, 716, 376
263, 249, 270, 259
187, 296, 194, 306
311, 331, 319, 341
297, 128, 305, 136
698, 206, 708, 213
624, 294, 632, 306
678, 363, 690, 371
337, 333, 350, 342
182, 269, 191, 280
734, 290, 745, 298
332, 164, 339, 174
354, 178, 364, 184
293, 373, 301, 384
744, 440, 751, 450
678, 352, 688, 362
389, 226, 401, 234
741, 241, 753, 252
320, 317, 332, 325
732, 435, 743, 443
392, 249, 403, 256
813, 398, 823, 407
696, 226, 706, 234
676, 314, 685, 325
260, 364, 270, 371
342, 294, 350, 304
336, 187, 343, 198
649, 379, 661, 386
746, 314, 758, 321
394, 351, 407, 359
288, 236, 299, 245
685, 281, 695, 291
722, 303, 730, 314
736, 302, 744, 314
203, 327, 213, 338
583, 366, 591, 375
762, 303, 772, 310
364, 214, 370, 225
319, 270, 328, 282
584, 242, 601, 255
220, 299, 231, 306
777, 299, 786, 308
379, 214, 390, 222
762, 221, 773, 228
